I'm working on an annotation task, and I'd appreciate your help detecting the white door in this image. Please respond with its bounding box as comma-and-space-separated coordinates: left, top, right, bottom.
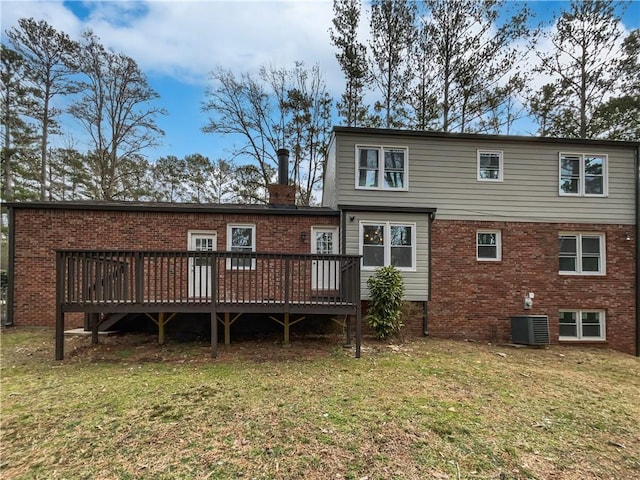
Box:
188, 232, 216, 298
311, 227, 339, 291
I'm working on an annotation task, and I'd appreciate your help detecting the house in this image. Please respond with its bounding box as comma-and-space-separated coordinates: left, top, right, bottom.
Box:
4, 129, 639, 357
324, 127, 639, 356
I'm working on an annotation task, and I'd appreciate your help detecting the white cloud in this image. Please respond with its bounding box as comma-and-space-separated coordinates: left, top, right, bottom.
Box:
2, 1, 345, 91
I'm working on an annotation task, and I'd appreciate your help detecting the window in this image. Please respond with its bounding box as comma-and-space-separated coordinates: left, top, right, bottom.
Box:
559, 153, 607, 196
559, 310, 605, 341
361, 222, 415, 270
559, 233, 605, 275
477, 230, 501, 261
227, 224, 255, 269
356, 146, 408, 190
477, 150, 503, 181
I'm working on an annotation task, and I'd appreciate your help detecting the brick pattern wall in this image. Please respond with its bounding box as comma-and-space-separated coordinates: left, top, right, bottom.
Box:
428, 220, 636, 355
12, 208, 338, 328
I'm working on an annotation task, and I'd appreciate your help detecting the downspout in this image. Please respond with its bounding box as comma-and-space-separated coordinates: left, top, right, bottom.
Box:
636, 146, 639, 357
5, 205, 15, 327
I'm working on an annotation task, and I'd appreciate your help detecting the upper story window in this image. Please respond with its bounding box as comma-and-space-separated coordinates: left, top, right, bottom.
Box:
477, 150, 503, 181
227, 224, 255, 269
559, 153, 607, 196
559, 233, 605, 275
477, 230, 501, 261
356, 145, 408, 190
360, 221, 415, 271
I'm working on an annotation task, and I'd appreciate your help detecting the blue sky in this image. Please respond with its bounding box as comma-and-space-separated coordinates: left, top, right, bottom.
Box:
1, 1, 639, 163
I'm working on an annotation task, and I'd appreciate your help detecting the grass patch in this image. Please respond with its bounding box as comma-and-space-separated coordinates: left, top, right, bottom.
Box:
1, 327, 639, 479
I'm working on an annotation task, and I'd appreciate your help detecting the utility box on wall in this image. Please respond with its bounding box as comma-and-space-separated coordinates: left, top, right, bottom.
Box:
510, 315, 550, 345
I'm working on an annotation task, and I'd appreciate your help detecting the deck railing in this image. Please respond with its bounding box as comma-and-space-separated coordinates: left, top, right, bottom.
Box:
56, 250, 361, 311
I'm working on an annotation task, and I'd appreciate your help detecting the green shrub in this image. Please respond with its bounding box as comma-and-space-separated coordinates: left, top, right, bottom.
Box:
366, 265, 405, 339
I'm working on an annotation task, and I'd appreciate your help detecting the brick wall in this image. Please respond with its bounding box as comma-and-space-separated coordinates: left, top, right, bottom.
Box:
11, 207, 339, 328
428, 220, 636, 355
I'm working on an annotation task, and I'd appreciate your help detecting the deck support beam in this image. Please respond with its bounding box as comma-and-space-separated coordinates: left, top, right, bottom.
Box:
270, 314, 305, 346
219, 312, 242, 346
145, 312, 178, 345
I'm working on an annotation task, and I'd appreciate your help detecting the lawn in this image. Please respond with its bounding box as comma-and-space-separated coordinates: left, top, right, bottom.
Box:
1, 327, 639, 480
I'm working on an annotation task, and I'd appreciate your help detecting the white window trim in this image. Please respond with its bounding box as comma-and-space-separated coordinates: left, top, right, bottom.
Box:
187, 230, 217, 250
477, 150, 503, 182
559, 309, 606, 341
558, 152, 608, 197
359, 221, 416, 272
476, 230, 502, 261
226, 224, 256, 270
355, 144, 409, 191
559, 232, 606, 276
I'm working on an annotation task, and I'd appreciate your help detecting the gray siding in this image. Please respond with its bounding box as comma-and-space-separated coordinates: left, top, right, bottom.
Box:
343, 211, 430, 301
322, 136, 338, 209
334, 132, 636, 224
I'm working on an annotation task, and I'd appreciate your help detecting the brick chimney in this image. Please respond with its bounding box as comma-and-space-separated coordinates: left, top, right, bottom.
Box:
267, 148, 296, 206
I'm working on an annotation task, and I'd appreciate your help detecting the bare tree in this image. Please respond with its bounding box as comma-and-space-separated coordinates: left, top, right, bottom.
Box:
202, 62, 333, 205
69, 31, 165, 200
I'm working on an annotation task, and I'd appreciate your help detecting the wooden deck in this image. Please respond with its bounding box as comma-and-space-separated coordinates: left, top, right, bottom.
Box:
55, 250, 362, 359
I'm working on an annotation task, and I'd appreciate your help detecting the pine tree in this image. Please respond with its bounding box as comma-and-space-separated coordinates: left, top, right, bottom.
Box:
329, 0, 369, 127
369, 0, 417, 128
531, 0, 630, 138
5, 18, 77, 200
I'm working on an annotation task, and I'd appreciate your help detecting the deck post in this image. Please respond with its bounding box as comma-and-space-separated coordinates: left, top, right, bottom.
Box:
55, 251, 65, 360
91, 313, 99, 345
158, 312, 165, 345
224, 312, 231, 345
283, 312, 290, 346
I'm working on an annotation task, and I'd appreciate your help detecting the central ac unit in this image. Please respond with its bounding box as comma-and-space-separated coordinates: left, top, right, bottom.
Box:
510, 315, 550, 345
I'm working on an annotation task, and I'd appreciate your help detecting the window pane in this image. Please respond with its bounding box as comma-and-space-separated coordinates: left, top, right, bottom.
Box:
391, 226, 411, 246
559, 324, 577, 337
359, 169, 378, 187
359, 149, 379, 168
478, 245, 497, 259
582, 312, 600, 324
384, 171, 404, 188
582, 325, 601, 337
478, 233, 497, 246
560, 178, 579, 194
384, 149, 404, 170
585, 177, 603, 194
559, 257, 577, 271
391, 247, 412, 267
582, 237, 600, 254
559, 236, 577, 254
559, 311, 577, 337
232, 228, 252, 248
363, 245, 384, 267
561, 156, 580, 176
363, 225, 384, 246
584, 156, 603, 176
582, 257, 600, 272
